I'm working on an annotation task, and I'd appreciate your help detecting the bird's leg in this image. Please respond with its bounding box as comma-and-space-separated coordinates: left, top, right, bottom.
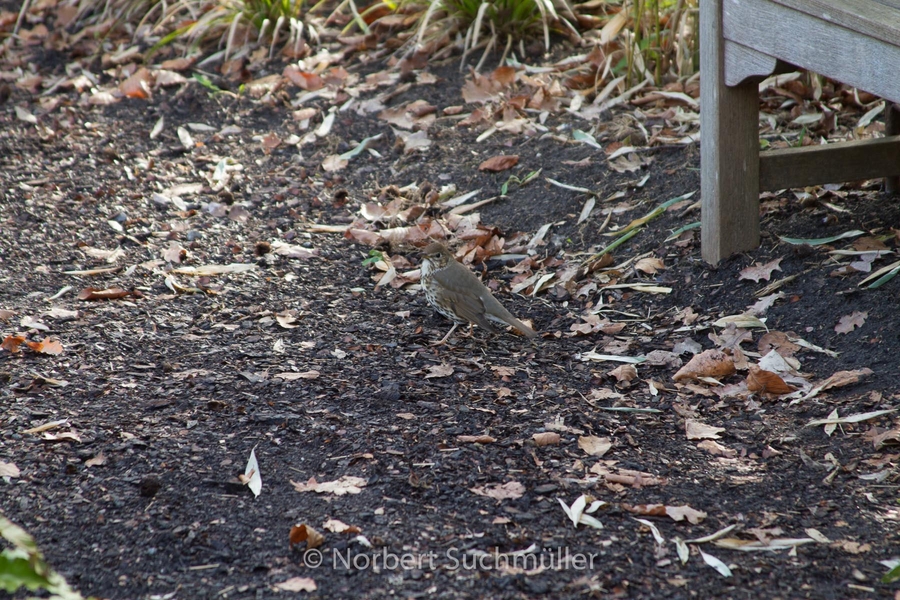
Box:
432, 322, 459, 346
460, 323, 475, 339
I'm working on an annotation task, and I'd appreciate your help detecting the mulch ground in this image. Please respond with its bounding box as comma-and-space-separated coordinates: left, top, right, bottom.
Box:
1, 39, 899, 600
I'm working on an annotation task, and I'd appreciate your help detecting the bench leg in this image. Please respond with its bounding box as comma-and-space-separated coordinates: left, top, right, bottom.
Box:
887, 103, 900, 194
700, 0, 761, 264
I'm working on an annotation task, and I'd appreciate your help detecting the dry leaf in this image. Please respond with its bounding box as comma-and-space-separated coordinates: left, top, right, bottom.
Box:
42, 431, 82, 443
478, 155, 519, 172
425, 363, 454, 378
665, 505, 708, 524
635, 257, 665, 274
624, 503, 707, 524
1, 335, 26, 353
323, 519, 360, 534
871, 429, 900, 450
577, 435, 612, 457
608, 363, 638, 383
835, 311, 867, 334
322, 155, 348, 172
275, 370, 320, 380
274, 577, 317, 592
817, 369, 873, 391
22, 419, 68, 434
85, 452, 107, 467
832, 540, 871, 554
457, 435, 497, 444
284, 65, 323, 90
23, 337, 63, 355
470, 481, 525, 501
757, 331, 801, 357
746, 365, 796, 396
673, 349, 736, 382
241, 447, 262, 497
558, 494, 606, 529
394, 129, 431, 153
738, 258, 782, 282
78, 287, 140, 301
697, 440, 737, 457
532, 432, 561, 446
120, 67, 152, 99
0, 461, 20, 478
289, 524, 325, 549
291, 476, 367, 495
685, 419, 725, 440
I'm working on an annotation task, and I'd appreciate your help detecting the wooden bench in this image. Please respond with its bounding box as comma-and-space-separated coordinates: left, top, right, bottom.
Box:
700, 0, 900, 263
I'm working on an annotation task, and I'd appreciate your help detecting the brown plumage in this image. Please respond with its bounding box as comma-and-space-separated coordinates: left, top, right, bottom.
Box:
420, 242, 537, 344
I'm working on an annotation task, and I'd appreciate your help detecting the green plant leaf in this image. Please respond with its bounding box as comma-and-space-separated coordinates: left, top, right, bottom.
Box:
865, 263, 900, 289
362, 250, 384, 266
0, 549, 52, 592
0, 514, 87, 599
193, 74, 223, 93
339, 134, 384, 161
779, 230, 865, 246
665, 221, 700, 241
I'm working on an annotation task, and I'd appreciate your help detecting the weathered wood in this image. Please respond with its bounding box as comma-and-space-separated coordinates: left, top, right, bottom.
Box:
760, 135, 900, 190
723, 0, 900, 104
701, 0, 900, 263
701, 0, 761, 263
887, 104, 900, 193
724, 41, 778, 86
772, 0, 900, 46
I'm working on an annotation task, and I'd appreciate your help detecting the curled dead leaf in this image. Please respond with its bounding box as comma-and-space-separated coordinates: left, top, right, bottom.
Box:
289, 524, 325, 549
532, 432, 561, 446
323, 519, 361, 534
577, 435, 612, 457
673, 349, 735, 382
478, 154, 519, 172
78, 287, 142, 301
871, 429, 900, 450
635, 257, 665, 274
746, 365, 796, 396
274, 577, 317, 592
609, 363, 638, 383
624, 503, 707, 524
24, 337, 63, 355
1, 335, 26, 353
457, 435, 497, 444
697, 440, 737, 457
685, 419, 725, 440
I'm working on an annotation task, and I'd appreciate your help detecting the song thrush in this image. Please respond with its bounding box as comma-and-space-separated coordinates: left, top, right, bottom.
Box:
420, 242, 537, 344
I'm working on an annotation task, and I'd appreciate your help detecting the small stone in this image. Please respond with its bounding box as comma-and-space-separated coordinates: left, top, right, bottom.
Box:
139, 475, 161, 497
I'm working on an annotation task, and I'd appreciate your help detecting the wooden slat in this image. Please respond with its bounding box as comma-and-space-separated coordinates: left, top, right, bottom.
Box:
772, 0, 900, 46
887, 105, 900, 193
723, 0, 900, 103
724, 40, 778, 86
701, 0, 761, 263
759, 135, 900, 190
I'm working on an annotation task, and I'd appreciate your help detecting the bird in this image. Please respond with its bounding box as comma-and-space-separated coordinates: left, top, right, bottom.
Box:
420, 242, 537, 345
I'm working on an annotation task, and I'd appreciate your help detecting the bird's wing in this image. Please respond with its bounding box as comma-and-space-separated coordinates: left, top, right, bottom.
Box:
432, 282, 497, 333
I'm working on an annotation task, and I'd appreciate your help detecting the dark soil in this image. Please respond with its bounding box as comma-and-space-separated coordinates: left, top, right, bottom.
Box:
1, 43, 899, 600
